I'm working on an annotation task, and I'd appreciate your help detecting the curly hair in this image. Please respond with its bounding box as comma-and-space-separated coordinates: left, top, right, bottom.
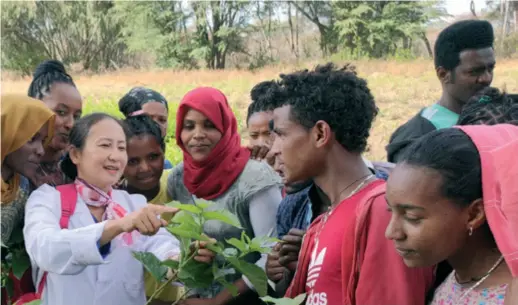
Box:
247, 80, 283, 124
28, 60, 76, 99
124, 115, 165, 151
277, 62, 378, 153
457, 87, 518, 126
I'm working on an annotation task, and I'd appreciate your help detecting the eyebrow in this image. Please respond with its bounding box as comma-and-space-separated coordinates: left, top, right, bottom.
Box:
385, 197, 425, 210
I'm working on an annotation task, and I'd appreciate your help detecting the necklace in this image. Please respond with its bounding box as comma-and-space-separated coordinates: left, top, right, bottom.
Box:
455, 255, 504, 304
313, 174, 375, 248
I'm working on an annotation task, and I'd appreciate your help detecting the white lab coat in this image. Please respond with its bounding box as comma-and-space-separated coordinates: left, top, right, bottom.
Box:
23, 184, 180, 305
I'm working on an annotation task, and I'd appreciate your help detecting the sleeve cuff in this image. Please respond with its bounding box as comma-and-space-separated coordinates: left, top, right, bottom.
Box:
70, 221, 107, 265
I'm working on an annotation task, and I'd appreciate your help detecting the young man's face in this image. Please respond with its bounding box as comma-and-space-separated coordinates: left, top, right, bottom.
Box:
271, 105, 320, 184
441, 47, 495, 105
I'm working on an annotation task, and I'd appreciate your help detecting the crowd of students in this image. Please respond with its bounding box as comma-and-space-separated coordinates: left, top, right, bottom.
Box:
1, 19, 518, 305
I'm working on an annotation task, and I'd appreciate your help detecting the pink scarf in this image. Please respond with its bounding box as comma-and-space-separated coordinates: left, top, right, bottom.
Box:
456, 124, 518, 277
75, 178, 138, 246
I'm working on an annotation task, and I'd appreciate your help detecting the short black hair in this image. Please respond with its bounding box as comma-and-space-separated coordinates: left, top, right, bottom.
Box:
277, 62, 377, 153
247, 80, 282, 124
28, 60, 76, 99
401, 128, 482, 207
119, 87, 169, 117
434, 20, 494, 70
458, 87, 518, 126
61, 113, 128, 180
124, 115, 165, 151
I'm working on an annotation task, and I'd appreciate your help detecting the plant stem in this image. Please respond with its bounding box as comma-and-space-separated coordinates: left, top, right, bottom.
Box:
145, 271, 177, 305
171, 288, 192, 305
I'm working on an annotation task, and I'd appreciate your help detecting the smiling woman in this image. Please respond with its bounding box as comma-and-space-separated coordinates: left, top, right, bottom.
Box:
21, 112, 215, 305
168, 87, 282, 305
27, 59, 83, 188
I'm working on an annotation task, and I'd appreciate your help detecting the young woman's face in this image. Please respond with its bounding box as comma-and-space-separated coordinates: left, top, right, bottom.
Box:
71, 119, 127, 191
248, 111, 273, 148
142, 102, 168, 137
3, 122, 50, 180
180, 109, 222, 162
42, 83, 83, 151
385, 163, 473, 268
124, 135, 164, 191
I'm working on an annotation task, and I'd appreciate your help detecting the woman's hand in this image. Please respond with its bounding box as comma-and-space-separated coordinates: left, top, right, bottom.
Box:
119, 205, 179, 235
191, 239, 217, 264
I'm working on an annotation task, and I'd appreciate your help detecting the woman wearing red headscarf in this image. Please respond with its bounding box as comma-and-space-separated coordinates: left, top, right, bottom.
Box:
168, 87, 282, 305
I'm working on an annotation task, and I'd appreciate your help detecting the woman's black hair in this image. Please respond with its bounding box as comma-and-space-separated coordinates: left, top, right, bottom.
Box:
61, 113, 129, 180
118, 87, 169, 117
400, 128, 482, 206
28, 60, 76, 99
400, 128, 482, 304
458, 87, 518, 126
124, 115, 165, 151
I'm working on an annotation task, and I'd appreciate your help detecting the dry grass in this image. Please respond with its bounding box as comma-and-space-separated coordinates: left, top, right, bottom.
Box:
3, 59, 518, 162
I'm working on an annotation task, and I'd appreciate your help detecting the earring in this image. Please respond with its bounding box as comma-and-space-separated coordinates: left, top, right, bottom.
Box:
468, 227, 473, 236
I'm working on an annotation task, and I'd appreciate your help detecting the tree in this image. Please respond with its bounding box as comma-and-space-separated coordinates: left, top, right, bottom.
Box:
1, 1, 127, 74
289, 1, 338, 56
333, 1, 444, 58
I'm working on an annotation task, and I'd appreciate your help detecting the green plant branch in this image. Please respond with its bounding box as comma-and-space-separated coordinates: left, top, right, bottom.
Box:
145, 270, 177, 305
171, 288, 193, 305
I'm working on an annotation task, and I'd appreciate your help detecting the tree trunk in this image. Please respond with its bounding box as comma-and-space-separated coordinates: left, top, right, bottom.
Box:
501, 0, 509, 51
421, 32, 433, 58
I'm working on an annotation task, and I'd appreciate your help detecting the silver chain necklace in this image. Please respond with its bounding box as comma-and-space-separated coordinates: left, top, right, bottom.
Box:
313, 174, 375, 248
455, 255, 504, 305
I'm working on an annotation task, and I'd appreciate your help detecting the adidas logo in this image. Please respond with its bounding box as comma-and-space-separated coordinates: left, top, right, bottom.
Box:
306, 242, 327, 289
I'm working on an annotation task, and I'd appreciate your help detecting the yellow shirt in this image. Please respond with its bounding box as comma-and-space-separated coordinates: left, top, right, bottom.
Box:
145, 169, 184, 301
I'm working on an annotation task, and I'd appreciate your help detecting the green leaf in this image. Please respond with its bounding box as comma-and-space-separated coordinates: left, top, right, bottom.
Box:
226, 238, 248, 253
132, 252, 168, 281
215, 277, 239, 296
202, 210, 242, 228
222, 248, 238, 258
168, 227, 210, 241
161, 259, 180, 270
212, 266, 236, 279
178, 259, 214, 288
261, 293, 307, 305
249, 236, 279, 254
167, 201, 203, 214
194, 199, 213, 210
11, 250, 30, 280
226, 257, 268, 297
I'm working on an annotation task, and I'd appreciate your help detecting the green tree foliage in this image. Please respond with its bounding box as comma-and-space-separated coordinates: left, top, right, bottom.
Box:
333, 1, 444, 58
1, 1, 127, 74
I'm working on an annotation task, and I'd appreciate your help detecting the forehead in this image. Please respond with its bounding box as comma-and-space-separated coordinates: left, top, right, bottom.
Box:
273, 105, 292, 123
127, 135, 161, 153
458, 47, 495, 68
48, 83, 82, 106
249, 112, 272, 127
142, 102, 168, 116
87, 119, 126, 142
387, 164, 444, 204
184, 108, 209, 121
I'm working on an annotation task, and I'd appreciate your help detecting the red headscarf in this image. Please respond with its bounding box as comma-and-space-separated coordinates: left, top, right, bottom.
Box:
456, 124, 518, 277
176, 87, 251, 200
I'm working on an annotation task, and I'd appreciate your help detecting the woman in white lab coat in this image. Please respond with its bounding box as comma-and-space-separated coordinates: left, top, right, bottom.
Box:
23, 113, 213, 305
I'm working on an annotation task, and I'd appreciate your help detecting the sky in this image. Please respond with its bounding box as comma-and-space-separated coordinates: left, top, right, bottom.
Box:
444, 0, 488, 16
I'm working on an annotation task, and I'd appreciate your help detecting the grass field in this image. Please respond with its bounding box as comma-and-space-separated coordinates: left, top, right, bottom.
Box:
3, 59, 518, 164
